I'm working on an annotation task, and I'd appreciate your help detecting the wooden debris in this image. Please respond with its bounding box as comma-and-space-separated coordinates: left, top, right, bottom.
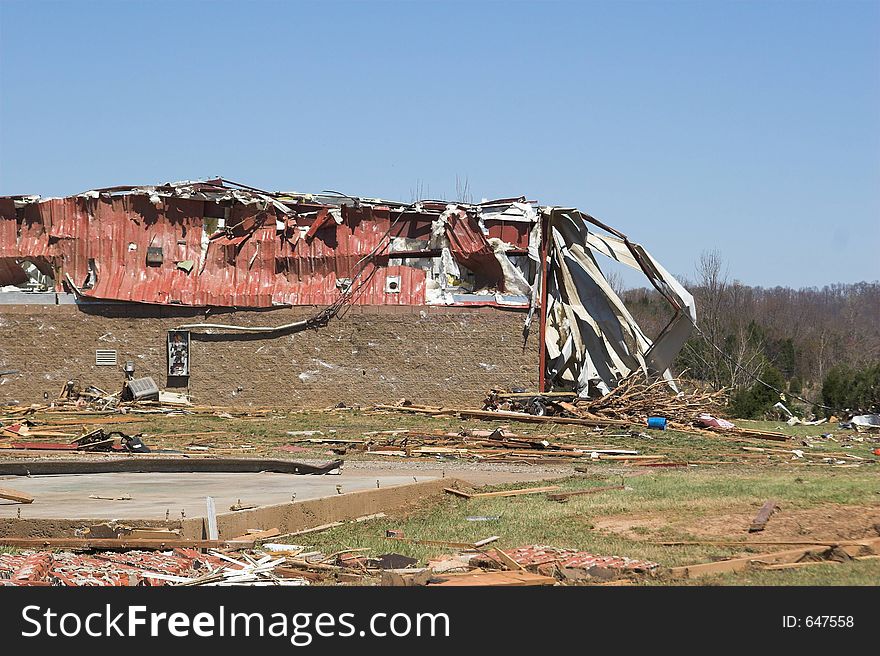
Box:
547, 485, 625, 501
0, 537, 256, 550
669, 538, 880, 579
428, 570, 556, 586
374, 404, 627, 427
444, 485, 560, 500
386, 536, 489, 550
231, 528, 281, 541
654, 539, 870, 547
123, 528, 181, 540
0, 486, 34, 504
566, 372, 727, 424
274, 522, 345, 539
669, 546, 831, 579
205, 496, 218, 540
494, 548, 527, 571
749, 499, 780, 533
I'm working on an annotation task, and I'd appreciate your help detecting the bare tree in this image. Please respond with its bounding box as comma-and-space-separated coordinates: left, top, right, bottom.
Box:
455, 175, 473, 204
409, 179, 429, 203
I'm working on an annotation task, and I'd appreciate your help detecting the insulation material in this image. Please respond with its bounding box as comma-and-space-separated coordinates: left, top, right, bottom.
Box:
543, 209, 695, 396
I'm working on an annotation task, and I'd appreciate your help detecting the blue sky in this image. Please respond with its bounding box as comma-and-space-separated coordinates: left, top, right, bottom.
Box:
1, 0, 877, 287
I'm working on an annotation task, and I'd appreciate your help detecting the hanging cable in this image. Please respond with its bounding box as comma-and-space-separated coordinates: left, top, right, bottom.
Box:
176, 200, 418, 334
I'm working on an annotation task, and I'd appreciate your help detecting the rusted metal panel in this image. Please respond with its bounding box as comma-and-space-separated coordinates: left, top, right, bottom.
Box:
0, 183, 530, 308
444, 210, 504, 284
0, 259, 27, 286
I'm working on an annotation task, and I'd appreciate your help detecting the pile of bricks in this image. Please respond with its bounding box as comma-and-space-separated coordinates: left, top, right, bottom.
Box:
0, 549, 237, 586
476, 545, 659, 574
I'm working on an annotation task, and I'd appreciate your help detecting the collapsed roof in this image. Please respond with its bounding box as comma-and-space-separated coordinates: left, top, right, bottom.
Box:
0, 179, 695, 396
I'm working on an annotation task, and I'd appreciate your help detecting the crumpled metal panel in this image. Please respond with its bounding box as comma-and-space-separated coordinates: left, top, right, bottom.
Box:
0, 194, 429, 307
443, 211, 505, 285
0, 258, 27, 285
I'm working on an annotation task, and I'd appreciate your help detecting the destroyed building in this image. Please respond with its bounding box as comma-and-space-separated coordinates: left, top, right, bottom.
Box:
0, 179, 695, 407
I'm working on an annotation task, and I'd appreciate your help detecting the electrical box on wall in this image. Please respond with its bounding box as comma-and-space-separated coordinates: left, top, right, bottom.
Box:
167, 330, 190, 376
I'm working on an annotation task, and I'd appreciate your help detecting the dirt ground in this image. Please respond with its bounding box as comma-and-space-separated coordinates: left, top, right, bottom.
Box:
593, 503, 880, 542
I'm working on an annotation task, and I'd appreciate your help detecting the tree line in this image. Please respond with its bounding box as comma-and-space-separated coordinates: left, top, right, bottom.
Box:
619, 251, 880, 418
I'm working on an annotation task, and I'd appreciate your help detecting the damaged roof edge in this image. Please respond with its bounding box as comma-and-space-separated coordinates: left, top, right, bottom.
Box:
1, 178, 696, 396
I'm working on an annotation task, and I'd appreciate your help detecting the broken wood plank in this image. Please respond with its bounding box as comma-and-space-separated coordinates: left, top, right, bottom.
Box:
123, 528, 181, 540
443, 487, 474, 499
749, 499, 780, 533
0, 537, 254, 550
466, 486, 560, 499
493, 548, 526, 571
205, 496, 218, 540
547, 485, 625, 501
231, 527, 281, 541
598, 454, 665, 461
373, 405, 628, 427
760, 560, 841, 571
386, 536, 484, 550
669, 545, 832, 579
428, 570, 556, 586
653, 539, 870, 547
0, 486, 34, 504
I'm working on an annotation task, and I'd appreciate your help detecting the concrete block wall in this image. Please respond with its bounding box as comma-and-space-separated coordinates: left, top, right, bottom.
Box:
0, 303, 539, 407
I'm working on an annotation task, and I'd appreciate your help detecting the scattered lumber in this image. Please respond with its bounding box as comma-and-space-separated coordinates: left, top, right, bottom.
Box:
654, 539, 870, 547
0, 486, 34, 504
681, 425, 789, 442
567, 372, 727, 424
760, 561, 840, 571
274, 522, 345, 539
669, 538, 880, 579
669, 545, 831, 579
374, 404, 628, 427
749, 499, 780, 533
0, 537, 255, 550
230, 528, 281, 541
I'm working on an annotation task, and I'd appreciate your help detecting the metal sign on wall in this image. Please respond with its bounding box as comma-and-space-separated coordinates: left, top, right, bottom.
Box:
167, 330, 191, 377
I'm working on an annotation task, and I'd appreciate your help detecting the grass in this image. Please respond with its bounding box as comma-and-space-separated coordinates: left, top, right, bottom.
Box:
17, 408, 876, 464
292, 467, 880, 585
7, 408, 878, 585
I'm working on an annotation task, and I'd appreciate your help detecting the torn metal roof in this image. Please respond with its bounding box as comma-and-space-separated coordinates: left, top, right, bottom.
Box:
0, 179, 533, 308
0, 178, 696, 396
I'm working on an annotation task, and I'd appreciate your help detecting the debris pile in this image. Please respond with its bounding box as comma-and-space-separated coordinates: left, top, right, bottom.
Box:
571, 374, 728, 424
288, 427, 651, 464
485, 373, 727, 426
0, 532, 660, 587
1, 419, 151, 453
475, 545, 659, 577
0, 549, 250, 587
381, 539, 658, 586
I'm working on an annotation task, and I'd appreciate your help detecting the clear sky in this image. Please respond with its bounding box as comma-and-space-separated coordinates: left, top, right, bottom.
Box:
1, 0, 877, 288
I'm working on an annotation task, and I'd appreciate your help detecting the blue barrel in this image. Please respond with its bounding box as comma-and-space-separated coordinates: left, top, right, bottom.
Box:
647, 416, 667, 430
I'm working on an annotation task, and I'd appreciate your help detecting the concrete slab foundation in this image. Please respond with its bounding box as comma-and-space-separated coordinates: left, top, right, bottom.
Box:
0, 471, 434, 521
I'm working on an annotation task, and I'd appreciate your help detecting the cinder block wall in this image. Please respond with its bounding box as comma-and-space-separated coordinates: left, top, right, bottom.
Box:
0, 304, 539, 407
